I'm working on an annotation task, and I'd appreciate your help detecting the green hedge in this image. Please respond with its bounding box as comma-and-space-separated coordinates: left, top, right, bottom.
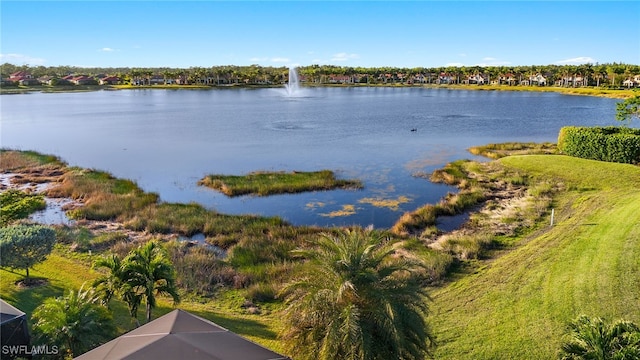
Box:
558, 126, 640, 164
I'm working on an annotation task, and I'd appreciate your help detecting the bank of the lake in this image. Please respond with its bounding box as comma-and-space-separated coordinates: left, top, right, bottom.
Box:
1, 83, 636, 99
431, 155, 640, 359
2, 150, 638, 359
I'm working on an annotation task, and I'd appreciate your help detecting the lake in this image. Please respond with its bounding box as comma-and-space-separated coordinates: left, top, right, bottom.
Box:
0, 87, 620, 228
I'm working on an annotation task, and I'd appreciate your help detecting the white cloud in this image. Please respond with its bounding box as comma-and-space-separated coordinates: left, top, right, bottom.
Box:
483, 57, 497, 61
271, 57, 290, 63
0, 53, 46, 65
99, 47, 118, 52
459, 53, 467, 57
331, 53, 359, 62
554, 56, 596, 65
249, 57, 268, 62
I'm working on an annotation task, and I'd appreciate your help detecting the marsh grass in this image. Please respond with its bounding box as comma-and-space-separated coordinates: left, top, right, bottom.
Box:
0, 149, 65, 170
198, 170, 363, 197
437, 84, 636, 99
393, 159, 487, 236
468, 142, 559, 159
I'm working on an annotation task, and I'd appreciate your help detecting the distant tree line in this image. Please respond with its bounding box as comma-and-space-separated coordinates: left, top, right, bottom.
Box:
1, 62, 639, 87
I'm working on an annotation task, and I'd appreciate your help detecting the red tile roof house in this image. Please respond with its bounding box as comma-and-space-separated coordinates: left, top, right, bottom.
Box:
71, 75, 96, 85
99, 76, 120, 85
9, 71, 40, 85
9, 71, 32, 81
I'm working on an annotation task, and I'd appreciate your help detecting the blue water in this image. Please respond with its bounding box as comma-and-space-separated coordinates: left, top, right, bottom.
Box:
0, 87, 621, 228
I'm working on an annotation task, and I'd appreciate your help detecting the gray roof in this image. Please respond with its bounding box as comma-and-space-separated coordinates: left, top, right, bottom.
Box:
74, 309, 288, 360
0, 299, 26, 325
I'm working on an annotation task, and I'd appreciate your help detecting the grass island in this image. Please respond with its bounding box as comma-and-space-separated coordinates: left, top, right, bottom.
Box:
198, 170, 363, 197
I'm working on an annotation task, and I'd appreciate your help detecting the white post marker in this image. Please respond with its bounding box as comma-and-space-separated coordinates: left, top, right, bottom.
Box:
550, 208, 555, 227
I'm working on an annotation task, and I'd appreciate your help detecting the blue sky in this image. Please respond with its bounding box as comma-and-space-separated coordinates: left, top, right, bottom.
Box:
2, 1, 638, 68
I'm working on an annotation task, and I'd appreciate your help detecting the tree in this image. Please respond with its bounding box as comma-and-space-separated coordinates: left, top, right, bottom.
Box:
93, 254, 142, 325
0, 224, 56, 285
615, 95, 640, 125
560, 315, 640, 359
31, 284, 116, 358
279, 229, 434, 360
123, 241, 180, 323
93, 241, 179, 325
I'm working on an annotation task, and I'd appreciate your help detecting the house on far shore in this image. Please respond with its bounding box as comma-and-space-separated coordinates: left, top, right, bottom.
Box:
9, 71, 40, 85
99, 76, 120, 85
498, 73, 518, 86
437, 73, 455, 84
623, 75, 640, 88
463, 74, 485, 85
520, 73, 547, 86
71, 75, 97, 85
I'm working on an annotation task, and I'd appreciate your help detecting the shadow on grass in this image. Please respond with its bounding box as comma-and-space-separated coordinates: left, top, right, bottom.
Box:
149, 305, 278, 341
1, 273, 66, 315
192, 309, 278, 340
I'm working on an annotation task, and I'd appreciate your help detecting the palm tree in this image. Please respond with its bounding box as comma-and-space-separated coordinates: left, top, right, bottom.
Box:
279, 229, 434, 360
93, 254, 142, 325
124, 241, 180, 323
560, 315, 640, 359
31, 284, 115, 358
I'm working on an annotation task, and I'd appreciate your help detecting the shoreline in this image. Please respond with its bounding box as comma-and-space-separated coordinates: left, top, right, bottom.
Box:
1, 83, 635, 99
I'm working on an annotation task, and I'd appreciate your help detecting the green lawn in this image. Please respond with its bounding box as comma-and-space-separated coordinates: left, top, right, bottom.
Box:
431, 155, 640, 359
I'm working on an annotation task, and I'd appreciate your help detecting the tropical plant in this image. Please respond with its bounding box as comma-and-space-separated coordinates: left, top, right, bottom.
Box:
31, 284, 116, 358
93, 253, 141, 323
560, 315, 640, 360
123, 240, 180, 323
0, 224, 56, 285
93, 240, 179, 325
279, 229, 434, 360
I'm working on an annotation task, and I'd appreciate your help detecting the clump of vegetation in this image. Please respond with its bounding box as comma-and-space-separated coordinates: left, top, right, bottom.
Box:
198, 170, 363, 197
558, 126, 640, 164
31, 285, 116, 358
559, 315, 640, 359
55, 226, 130, 252
52, 168, 159, 221
0, 189, 46, 226
0, 149, 65, 171
93, 241, 180, 325
166, 240, 236, 297
468, 142, 558, 159
393, 160, 487, 237
279, 229, 435, 360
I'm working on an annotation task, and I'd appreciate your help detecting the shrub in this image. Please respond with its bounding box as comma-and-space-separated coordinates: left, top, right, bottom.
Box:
558, 126, 640, 164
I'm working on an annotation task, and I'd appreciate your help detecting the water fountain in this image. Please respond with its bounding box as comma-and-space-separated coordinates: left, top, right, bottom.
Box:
282, 66, 305, 97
